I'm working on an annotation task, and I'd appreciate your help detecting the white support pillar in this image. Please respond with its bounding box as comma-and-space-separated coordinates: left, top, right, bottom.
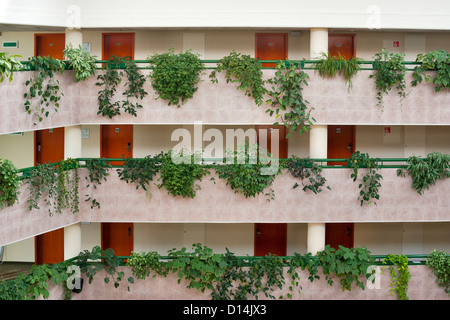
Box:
310, 28, 328, 59
307, 223, 326, 255
65, 28, 83, 48
64, 223, 82, 260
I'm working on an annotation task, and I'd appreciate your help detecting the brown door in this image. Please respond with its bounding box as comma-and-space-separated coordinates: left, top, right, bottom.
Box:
327, 125, 355, 166
101, 125, 133, 165
35, 33, 66, 59
35, 228, 64, 264
102, 33, 135, 60
254, 223, 287, 257
255, 125, 288, 159
35, 128, 65, 165
328, 34, 355, 60
255, 33, 288, 67
325, 223, 354, 250
102, 223, 133, 258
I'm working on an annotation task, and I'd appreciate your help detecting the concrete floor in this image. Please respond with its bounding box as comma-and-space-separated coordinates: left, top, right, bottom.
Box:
0, 262, 34, 281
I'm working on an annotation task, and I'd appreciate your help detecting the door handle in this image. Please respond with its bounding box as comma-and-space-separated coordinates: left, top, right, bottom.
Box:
256, 228, 261, 238
37, 143, 41, 152
127, 142, 131, 152
127, 227, 131, 237
347, 143, 352, 153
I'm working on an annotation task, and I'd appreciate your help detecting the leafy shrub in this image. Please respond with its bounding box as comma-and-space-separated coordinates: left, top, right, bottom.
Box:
0, 159, 20, 209
63, 44, 97, 81
412, 50, 450, 92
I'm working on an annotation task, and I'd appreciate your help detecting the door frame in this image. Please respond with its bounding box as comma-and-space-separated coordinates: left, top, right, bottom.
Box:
328, 33, 356, 59
254, 223, 287, 257
99, 125, 134, 159
327, 125, 356, 165
102, 32, 135, 61
255, 33, 288, 61
100, 222, 134, 256
325, 223, 354, 249
34, 33, 66, 57
34, 128, 65, 166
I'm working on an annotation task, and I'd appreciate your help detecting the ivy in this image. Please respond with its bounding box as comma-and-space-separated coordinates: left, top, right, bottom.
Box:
383, 254, 411, 300
63, 44, 97, 82
116, 154, 161, 191
148, 49, 204, 107
285, 156, 330, 194
0, 159, 20, 209
313, 52, 362, 91
426, 250, 450, 294
84, 159, 112, 209
411, 50, 450, 92
24, 56, 65, 124
210, 51, 267, 106
397, 152, 450, 195
349, 151, 383, 206
0, 52, 22, 82
370, 49, 407, 109
265, 60, 315, 138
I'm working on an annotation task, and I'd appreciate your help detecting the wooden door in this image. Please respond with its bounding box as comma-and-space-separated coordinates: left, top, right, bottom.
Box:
325, 223, 354, 250
102, 223, 133, 258
255, 33, 288, 67
327, 125, 355, 166
35, 128, 65, 165
102, 33, 135, 60
328, 34, 355, 60
101, 125, 133, 165
35, 228, 64, 264
255, 125, 288, 159
254, 223, 287, 257
35, 33, 66, 59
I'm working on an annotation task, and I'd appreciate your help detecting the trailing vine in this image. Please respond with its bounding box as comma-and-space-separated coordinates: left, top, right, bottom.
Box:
0, 52, 22, 82
349, 151, 383, 206
210, 51, 267, 106
383, 254, 411, 300
121, 58, 148, 116
426, 250, 450, 294
285, 156, 330, 194
412, 50, 450, 92
116, 154, 161, 191
265, 60, 315, 138
84, 159, 111, 209
147, 49, 204, 107
313, 52, 362, 91
0, 159, 20, 209
370, 49, 407, 109
63, 44, 97, 82
397, 152, 450, 195
24, 56, 65, 124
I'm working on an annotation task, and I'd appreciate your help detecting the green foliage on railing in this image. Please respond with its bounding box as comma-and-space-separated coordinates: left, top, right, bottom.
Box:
285, 155, 330, 195
0, 159, 20, 209
63, 44, 98, 82
0, 52, 22, 83
84, 158, 112, 209
426, 250, 450, 294
412, 49, 450, 92
383, 254, 411, 300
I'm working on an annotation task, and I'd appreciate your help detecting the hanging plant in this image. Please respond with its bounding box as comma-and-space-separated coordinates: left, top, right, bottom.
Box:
121, 58, 148, 116
63, 44, 98, 82
116, 154, 161, 191
210, 51, 267, 106
24, 56, 65, 124
349, 151, 383, 206
397, 152, 450, 195
147, 49, 205, 107
370, 49, 407, 109
265, 60, 315, 138
84, 159, 112, 209
0, 52, 22, 82
411, 50, 450, 92
285, 156, 330, 194
426, 250, 450, 294
383, 254, 411, 300
313, 52, 362, 91
0, 159, 20, 209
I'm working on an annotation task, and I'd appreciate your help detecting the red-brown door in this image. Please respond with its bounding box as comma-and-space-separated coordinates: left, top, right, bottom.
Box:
101, 125, 133, 165
255, 125, 288, 159
325, 223, 354, 250
328, 34, 355, 60
327, 125, 355, 166
102, 223, 133, 258
255, 33, 288, 67
254, 223, 287, 257
102, 33, 135, 60
35, 128, 65, 165
35, 228, 64, 264
35, 33, 66, 59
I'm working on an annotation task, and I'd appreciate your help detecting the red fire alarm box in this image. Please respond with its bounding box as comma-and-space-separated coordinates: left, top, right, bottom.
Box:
393, 41, 399, 47
384, 127, 391, 134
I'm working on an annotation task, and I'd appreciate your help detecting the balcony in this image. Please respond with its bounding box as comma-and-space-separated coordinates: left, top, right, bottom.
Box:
1, 60, 449, 135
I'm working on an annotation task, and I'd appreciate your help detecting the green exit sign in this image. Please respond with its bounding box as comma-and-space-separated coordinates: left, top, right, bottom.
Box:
2, 41, 19, 48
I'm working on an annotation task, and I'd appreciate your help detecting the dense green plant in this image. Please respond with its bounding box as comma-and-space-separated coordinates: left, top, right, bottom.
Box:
426, 250, 450, 294
63, 43, 98, 82
96, 56, 147, 118
383, 254, 411, 300
0, 52, 22, 82
412, 50, 450, 92
265, 60, 315, 138
210, 51, 267, 106
84, 159, 112, 209
317, 245, 375, 291
370, 49, 407, 108
127, 251, 168, 280
313, 52, 362, 90
24, 56, 65, 124
349, 151, 383, 206
157, 150, 209, 198
25, 159, 79, 216
397, 152, 450, 195
148, 49, 204, 107
117, 154, 162, 191
0, 159, 20, 209
0, 277, 30, 300
285, 156, 330, 194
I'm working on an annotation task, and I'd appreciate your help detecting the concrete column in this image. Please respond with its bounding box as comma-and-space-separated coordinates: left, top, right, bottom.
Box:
64, 125, 82, 160
310, 28, 328, 59
307, 223, 326, 255
65, 28, 83, 48
64, 223, 82, 260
